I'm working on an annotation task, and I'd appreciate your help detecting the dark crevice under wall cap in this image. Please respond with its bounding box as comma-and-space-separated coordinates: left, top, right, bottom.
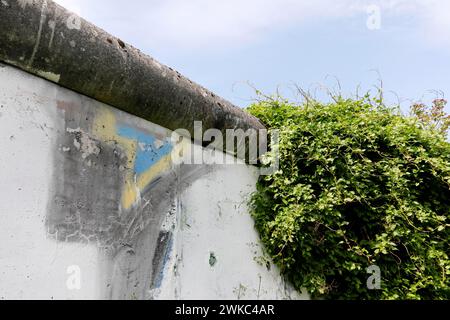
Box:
0, 0, 265, 143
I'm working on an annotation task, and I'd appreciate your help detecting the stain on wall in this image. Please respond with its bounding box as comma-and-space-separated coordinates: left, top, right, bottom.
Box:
47, 97, 192, 298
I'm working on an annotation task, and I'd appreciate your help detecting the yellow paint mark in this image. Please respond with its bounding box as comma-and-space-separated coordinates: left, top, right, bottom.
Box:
93, 109, 138, 211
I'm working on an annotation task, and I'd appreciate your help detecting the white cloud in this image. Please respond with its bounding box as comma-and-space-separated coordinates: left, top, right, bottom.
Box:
141, 0, 362, 47
51, 0, 365, 49
53, 0, 82, 15
417, 0, 450, 48
51, 0, 450, 51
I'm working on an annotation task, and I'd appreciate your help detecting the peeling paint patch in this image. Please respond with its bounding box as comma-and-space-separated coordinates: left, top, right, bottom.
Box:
66, 127, 100, 159
1, 0, 9, 6
27, 0, 47, 67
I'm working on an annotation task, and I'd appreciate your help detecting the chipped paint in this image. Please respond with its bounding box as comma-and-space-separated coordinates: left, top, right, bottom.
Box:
0, 0, 266, 145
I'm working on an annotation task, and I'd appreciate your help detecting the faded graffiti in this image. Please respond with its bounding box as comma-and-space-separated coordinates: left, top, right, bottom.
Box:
47, 98, 193, 299
92, 108, 174, 211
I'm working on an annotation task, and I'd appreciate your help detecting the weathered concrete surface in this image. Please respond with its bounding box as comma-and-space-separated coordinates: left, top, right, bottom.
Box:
167, 162, 303, 299
0, 63, 304, 300
0, 0, 265, 147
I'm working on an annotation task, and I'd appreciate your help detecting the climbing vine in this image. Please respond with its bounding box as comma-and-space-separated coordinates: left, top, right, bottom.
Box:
247, 94, 450, 299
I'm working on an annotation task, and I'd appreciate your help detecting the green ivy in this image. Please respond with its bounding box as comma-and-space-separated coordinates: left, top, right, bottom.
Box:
247, 94, 450, 300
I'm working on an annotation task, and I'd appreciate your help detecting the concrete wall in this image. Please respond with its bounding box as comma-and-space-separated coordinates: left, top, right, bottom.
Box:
0, 63, 304, 300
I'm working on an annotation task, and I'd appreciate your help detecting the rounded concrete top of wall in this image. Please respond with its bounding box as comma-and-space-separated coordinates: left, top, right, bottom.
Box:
0, 0, 265, 143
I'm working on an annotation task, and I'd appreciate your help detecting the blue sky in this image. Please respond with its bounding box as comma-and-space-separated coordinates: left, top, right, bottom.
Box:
54, 0, 450, 113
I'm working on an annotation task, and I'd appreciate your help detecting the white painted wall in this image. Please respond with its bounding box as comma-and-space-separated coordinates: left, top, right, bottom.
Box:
0, 63, 306, 300
167, 162, 302, 299
0, 62, 101, 299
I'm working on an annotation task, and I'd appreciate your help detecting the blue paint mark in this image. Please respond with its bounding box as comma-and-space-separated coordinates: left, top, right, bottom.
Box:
117, 125, 172, 176
153, 231, 173, 289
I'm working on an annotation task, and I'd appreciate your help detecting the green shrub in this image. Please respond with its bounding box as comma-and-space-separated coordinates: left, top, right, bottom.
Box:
247, 94, 450, 299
